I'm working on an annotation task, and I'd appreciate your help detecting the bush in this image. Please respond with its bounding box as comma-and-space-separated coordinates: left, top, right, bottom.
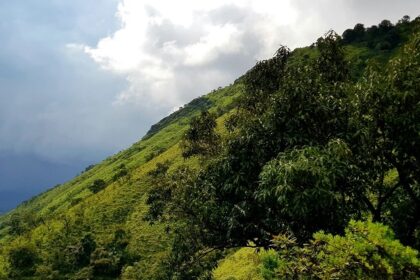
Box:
180, 110, 221, 158
90, 247, 120, 276
265, 220, 420, 279
88, 179, 107, 194
112, 164, 129, 182
71, 266, 94, 280
145, 147, 167, 162
35, 264, 60, 280
70, 198, 82, 206
8, 243, 38, 277
0, 255, 9, 280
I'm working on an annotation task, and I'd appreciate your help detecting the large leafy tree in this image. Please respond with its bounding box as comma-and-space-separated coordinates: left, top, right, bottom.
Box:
351, 34, 420, 246
180, 110, 221, 158
146, 28, 420, 278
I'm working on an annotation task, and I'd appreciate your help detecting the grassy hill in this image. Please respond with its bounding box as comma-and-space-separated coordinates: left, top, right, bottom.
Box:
0, 16, 419, 279
0, 82, 243, 279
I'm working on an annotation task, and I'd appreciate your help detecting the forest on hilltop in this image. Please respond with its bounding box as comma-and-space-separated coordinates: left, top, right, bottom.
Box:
0, 16, 419, 279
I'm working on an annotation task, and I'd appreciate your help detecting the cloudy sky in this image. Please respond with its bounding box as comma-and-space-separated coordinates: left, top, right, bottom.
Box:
0, 0, 419, 212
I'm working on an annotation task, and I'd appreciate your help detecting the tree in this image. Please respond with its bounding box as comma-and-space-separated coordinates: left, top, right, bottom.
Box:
379, 19, 393, 33
353, 23, 366, 39
88, 179, 107, 194
147, 32, 354, 277
72, 234, 97, 267
256, 139, 363, 241
146, 27, 420, 277
398, 15, 411, 25
242, 46, 290, 113
8, 243, 38, 277
145, 161, 174, 222
7, 211, 38, 235
112, 164, 129, 182
347, 33, 420, 246
316, 31, 348, 82
90, 247, 120, 277
180, 110, 221, 158
342, 28, 356, 44
342, 23, 365, 44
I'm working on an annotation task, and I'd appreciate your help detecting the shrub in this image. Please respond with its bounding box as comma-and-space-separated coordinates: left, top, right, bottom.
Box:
90, 247, 120, 277
112, 164, 129, 182
265, 220, 420, 279
88, 179, 107, 194
7, 243, 38, 277
71, 266, 94, 280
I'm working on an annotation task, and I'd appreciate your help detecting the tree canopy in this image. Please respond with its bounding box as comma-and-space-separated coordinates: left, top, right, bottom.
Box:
146, 21, 420, 278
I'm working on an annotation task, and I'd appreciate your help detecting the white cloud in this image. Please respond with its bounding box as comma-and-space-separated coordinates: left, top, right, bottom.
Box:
83, 0, 301, 109
83, 0, 419, 111
184, 23, 242, 66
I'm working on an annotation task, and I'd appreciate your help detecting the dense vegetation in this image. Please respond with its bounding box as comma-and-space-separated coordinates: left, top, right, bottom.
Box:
0, 16, 419, 279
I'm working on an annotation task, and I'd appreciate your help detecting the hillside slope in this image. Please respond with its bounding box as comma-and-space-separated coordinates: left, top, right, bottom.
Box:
0, 82, 242, 279
0, 16, 419, 279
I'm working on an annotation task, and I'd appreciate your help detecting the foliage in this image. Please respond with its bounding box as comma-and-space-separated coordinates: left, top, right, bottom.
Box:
316, 30, 348, 81
112, 164, 129, 182
341, 16, 419, 50
213, 248, 263, 280
7, 241, 39, 277
88, 179, 107, 194
90, 247, 120, 276
180, 110, 221, 158
0, 254, 9, 280
242, 46, 290, 113
256, 139, 363, 241
158, 30, 353, 253
146, 19, 420, 278
71, 266, 94, 280
265, 220, 420, 279
35, 264, 61, 280
6, 210, 38, 236
217, 221, 420, 280
78, 234, 97, 266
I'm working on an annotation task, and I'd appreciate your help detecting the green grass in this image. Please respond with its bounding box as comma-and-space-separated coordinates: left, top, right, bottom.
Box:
213, 248, 263, 280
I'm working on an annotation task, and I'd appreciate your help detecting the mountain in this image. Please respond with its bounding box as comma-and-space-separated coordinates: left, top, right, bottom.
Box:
0, 16, 419, 279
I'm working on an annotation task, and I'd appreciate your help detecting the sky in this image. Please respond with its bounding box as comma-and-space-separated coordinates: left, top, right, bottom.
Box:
0, 0, 419, 212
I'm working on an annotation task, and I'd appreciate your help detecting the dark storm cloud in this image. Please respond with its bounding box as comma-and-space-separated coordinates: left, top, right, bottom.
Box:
0, 1, 168, 210
0, 0, 175, 162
